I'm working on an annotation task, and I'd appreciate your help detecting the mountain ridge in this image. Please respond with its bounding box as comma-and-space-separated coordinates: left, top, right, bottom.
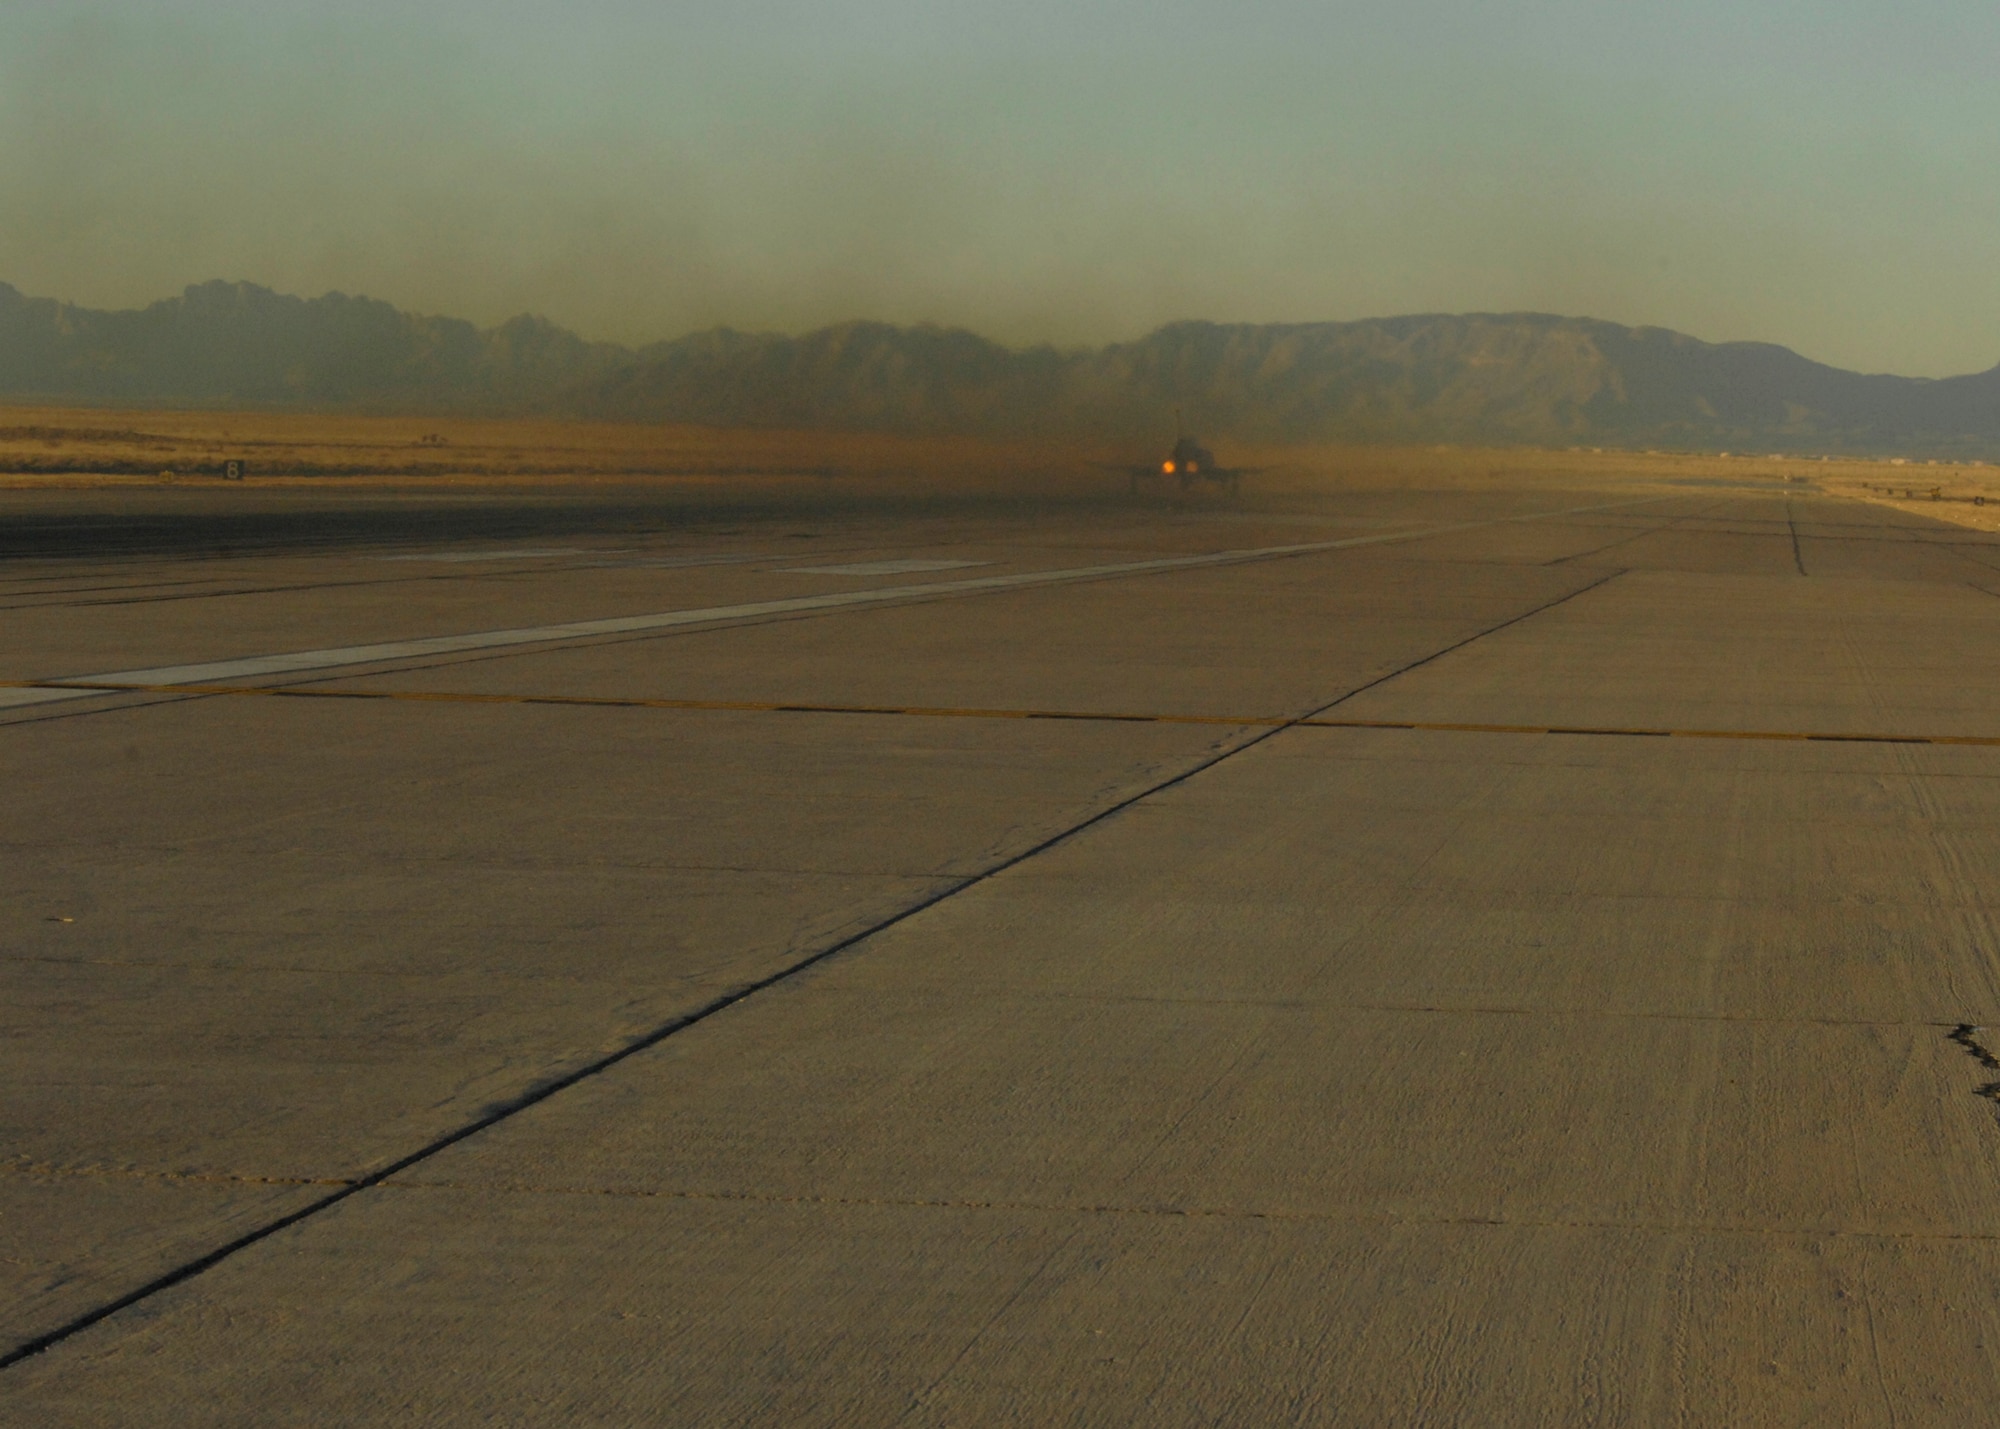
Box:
3, 280, 1996, 456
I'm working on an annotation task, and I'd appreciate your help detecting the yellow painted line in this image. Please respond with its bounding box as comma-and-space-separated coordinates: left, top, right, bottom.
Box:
4, 678, 1996, 748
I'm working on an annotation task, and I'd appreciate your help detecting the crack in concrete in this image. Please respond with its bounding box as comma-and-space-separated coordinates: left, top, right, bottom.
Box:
1544, 499, 1727, 567
1946, 1024, 2000, 1109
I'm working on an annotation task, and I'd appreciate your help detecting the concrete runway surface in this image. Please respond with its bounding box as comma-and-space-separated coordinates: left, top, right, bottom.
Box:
8, 479, 2000, 1423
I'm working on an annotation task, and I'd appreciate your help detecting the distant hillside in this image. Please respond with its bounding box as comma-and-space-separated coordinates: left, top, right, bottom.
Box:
588, 315, 2000, 455
3, 281, 1998, 455
0, 281, 628, 409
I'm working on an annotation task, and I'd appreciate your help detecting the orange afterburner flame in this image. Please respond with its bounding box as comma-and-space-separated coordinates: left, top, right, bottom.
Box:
1163, 461, 1175, 473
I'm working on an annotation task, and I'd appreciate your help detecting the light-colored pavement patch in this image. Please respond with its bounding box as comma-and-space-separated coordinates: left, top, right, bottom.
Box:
785, 558, 990, 575
375, 548, 596, 562
575, 553, 774, 570
376, 550, 780, 571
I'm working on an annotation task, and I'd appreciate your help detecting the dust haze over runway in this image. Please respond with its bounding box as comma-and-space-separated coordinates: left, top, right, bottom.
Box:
11, 471, 2000, 1422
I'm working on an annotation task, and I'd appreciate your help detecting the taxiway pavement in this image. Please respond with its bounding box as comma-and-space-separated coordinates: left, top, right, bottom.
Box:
8, 481, 2000, 1423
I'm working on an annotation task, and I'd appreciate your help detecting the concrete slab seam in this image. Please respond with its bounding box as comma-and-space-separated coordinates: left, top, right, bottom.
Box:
16, 678, 2000, 750
1544, 498, 1730, 567
362, 1179, 2000, 1243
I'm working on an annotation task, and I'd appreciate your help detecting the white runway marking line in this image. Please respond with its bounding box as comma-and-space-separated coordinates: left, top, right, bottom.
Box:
1, 496, 1665, 713
377, 549, 782, 571
579, 553, 775, 570
785, 559, 990, 575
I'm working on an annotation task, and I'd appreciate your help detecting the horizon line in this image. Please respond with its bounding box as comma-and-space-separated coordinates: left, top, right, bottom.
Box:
6, 276, 1991, 384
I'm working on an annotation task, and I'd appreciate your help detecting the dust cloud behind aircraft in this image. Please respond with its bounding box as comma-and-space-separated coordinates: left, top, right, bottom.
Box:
3, 4, 2000, 376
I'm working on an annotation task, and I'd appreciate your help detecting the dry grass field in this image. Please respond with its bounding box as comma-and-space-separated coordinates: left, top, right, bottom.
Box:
0, 406, 1083, 491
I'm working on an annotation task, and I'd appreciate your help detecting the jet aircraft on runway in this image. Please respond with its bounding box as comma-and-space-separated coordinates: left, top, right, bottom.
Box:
1111, 418, 1265, 497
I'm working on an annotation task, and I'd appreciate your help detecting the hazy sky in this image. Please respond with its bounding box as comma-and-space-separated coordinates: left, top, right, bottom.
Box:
3, 2, 1996, 374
